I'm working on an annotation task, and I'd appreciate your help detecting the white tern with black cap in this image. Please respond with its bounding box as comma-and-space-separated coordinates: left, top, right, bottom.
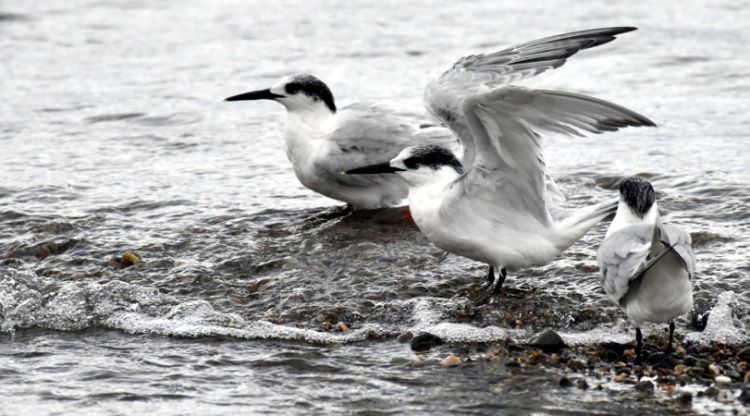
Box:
598, 177, 695, 359
346, 28, 656, 293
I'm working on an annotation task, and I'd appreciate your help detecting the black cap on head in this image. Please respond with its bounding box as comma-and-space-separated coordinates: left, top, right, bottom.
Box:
284, 75, 336, 112
618, 176, 655, 217
403, 145, 463, 173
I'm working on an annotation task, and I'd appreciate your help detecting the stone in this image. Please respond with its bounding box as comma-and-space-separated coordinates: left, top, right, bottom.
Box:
527, 329, 566, 353
440, 354, 461, 368
397, 331, 414, 343
576, 379, 589, 390
739, 387, 750, 405
635, 380, 654, 393
410, 332, 443, 352
121, 251, 141, 266
559, 377, 573, 388
677, 392, 693, 406
714, 375, 731, 385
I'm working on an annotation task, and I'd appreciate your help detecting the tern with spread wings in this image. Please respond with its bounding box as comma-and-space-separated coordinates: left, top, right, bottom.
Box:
346, 28, 656, 293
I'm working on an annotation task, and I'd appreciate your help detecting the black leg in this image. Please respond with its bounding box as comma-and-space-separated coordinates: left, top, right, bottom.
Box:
492, 267, 508, 295
481, 265, 494, 291
666, 322, 675, 354
635, 327, 643, 364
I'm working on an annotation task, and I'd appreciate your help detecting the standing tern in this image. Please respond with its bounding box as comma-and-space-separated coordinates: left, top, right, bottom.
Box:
225, 75, 456, 208
598, 177, 695, 359
345, 27, 656, 293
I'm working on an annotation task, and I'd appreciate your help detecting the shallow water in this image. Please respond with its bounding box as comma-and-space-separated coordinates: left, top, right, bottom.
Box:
1, 0, 749, 414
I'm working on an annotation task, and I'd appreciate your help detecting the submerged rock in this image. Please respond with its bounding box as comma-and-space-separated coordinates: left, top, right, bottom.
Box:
559, 377, 573, 388
410, 332, 443, 352
527, 329, 566, 353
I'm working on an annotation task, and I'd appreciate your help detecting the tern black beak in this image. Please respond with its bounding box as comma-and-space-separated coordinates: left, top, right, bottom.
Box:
224, 88, 284, 102
343, 162, 405, 175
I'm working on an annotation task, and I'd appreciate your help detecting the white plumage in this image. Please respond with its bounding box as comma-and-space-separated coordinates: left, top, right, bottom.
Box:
346, 28, 656, 293
598, 177, 695, 357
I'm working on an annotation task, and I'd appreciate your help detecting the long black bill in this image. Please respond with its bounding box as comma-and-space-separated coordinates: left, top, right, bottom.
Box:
344, 162, 405, 175
224, 89, 283, 102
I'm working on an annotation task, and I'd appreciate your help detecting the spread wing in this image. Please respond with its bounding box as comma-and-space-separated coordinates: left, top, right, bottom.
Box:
424, 27, 639, 167
457, 86, 655, 224
424, 27, 654, 223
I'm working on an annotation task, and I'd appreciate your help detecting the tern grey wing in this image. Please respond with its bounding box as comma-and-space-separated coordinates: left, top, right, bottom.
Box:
597, 224, 654, 305
315, 104, 416, 188
455, 86, 656, 224
662, 224, 697, 278
423, 27, 637, 167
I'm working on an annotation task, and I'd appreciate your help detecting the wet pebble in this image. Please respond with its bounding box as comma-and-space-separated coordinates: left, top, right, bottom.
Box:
634, 380, 654, 393
397, 331, 413, 343
559, 377, 573, 388
527, 329, 566, 353
410, 332, 443, 352
122, 251, 141, 266
702, 386, 720, 397
714, 375, 731, 385
739, 387, 750, 405
576, 379, 589, 390
440, 354, 461, 368
677, 392, 693, 406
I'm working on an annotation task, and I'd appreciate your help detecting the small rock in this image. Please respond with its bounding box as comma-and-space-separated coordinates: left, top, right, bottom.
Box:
738, 347, 750, 362
576, 379, 589, 390
440, 354, 461, 368
527, 350, 547, 366
566, 359, 585, 371
674, 364, 689, 374
696, 359, 711, 370
527, 329, 566, 353
745, 371, 750, 384
336, 322, 349, 333
704, 386, 719, 397
708, 364, 720, 376
397, 331, 413, 343
677, 392, 693, 406
715, 375, 731, 385
739, 387, 750, 405
410, 332, 443, 352
614, 373, 628, 382
121, 251, 141, 266
635, 380, 654, 393
559, 377, 573, 388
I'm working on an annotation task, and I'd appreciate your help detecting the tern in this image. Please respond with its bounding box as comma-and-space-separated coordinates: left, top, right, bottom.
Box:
225, 76, 456, 208
345, 27, 656, 293
598, 177, 695, 359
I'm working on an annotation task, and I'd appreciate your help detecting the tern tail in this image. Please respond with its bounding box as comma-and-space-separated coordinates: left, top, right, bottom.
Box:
553, 198, 618, 250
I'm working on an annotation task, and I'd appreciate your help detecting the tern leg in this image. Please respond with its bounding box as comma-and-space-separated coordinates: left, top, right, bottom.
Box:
481, 265, 495, 291
666, 321, 675, 354
492, 267, 508, 295
635, 327, 643, 364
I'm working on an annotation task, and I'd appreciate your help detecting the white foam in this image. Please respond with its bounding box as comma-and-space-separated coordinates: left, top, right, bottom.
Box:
686, 291, 748, 345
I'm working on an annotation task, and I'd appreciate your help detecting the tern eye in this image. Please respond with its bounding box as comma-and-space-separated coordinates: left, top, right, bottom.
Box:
403, 157, 419, 170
